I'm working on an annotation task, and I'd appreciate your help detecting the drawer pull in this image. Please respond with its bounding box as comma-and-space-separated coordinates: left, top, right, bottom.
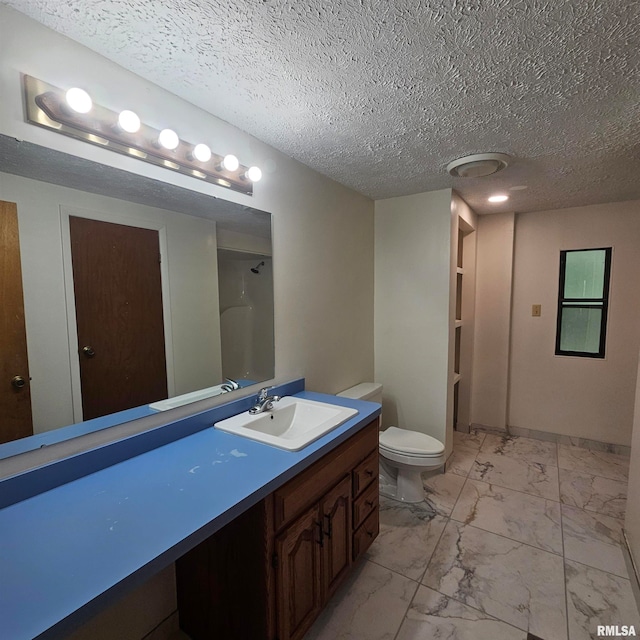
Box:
365, 500, 374, 508
365, 469, 374, 477
367, 530, 374, 538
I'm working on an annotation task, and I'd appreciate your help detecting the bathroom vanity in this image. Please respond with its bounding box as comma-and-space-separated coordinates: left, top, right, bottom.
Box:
177, 416, 379, 640
0, 380, 380, 640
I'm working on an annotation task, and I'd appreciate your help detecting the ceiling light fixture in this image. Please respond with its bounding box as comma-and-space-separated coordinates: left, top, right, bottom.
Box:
447, 152, 511, 178
157, 128, 180, 150
65, 87, 92, 114
221, 154, 240, 172
245, 166, 262, 183
117, 110, 141, 133
488, 194, 509, 203
192, 143, 212, 163
23, 75, 259, 195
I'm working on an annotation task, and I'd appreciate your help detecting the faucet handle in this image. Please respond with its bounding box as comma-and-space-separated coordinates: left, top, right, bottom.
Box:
257, 386, 271, 401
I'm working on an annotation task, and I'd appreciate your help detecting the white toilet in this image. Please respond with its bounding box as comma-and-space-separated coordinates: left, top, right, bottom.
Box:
337, 383, 445, 503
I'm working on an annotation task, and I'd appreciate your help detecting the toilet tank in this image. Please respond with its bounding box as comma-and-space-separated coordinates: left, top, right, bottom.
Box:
337, 382, 383, 404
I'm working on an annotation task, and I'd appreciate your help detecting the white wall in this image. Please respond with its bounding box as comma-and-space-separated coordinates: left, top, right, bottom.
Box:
0, 172, 222, 432
217, 228, 272, 256
0, 6, 374, 639
509, 200, 640, 445
374, 189, 453, 453
624, 348, 640, 601
218, 256, 274, 381
451, 193, 478, 431
470, 212, 515, 430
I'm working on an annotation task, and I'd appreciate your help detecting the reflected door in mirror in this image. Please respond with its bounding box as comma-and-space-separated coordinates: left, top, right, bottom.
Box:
69, 217, 168, 420
0, 201, 33, 443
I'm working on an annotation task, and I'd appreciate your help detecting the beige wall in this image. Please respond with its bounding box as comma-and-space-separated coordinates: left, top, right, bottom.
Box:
624, 349, 640, 597
509, 200, 640, 445
0, 7, 374, 638
470, 212, 515, 430
374, 189, 453, 453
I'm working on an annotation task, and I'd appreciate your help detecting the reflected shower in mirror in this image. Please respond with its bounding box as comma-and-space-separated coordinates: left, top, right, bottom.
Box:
0, 135, 274, 455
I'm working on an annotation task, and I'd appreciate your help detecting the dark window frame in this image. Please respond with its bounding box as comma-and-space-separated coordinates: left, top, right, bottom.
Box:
555, 247, 612, 359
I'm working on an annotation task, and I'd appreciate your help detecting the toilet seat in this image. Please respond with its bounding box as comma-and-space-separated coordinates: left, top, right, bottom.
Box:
379, 427, 444, 457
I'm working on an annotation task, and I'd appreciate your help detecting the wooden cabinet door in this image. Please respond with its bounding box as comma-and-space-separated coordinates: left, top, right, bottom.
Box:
320, 475, 352, 600
275, 504, 323, 640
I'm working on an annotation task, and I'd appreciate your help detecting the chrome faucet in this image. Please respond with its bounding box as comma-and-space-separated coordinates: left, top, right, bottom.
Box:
220, 378, 240, 393
249, 387, 281, 414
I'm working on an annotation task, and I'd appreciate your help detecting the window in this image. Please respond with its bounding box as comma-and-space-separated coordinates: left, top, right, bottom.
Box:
555, 248, 612, 358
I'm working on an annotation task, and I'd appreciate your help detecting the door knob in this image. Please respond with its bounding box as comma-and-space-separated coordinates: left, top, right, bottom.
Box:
81, 346, 96, 358
11, 375, 26, 389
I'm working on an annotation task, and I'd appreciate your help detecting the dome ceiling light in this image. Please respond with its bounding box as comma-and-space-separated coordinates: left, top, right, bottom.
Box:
447, 152, 511, 178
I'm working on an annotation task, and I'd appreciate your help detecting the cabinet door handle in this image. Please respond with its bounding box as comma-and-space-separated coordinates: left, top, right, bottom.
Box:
365, 500, 374, 508
323, 513, 332, 539
365, 469, 374, 477
315, 521, 324, 547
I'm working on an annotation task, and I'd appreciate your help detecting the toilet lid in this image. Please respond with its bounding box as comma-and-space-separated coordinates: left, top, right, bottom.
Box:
379, 427, 445, 456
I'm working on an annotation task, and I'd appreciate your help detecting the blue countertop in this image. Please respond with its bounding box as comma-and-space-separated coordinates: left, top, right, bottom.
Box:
0, 383, 380, 640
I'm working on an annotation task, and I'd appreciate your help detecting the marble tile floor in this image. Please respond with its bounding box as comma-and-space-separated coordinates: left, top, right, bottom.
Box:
304, 430, 639, 640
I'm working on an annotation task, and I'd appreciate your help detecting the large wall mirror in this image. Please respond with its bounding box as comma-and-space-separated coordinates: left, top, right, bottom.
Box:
0, 135, 274, 458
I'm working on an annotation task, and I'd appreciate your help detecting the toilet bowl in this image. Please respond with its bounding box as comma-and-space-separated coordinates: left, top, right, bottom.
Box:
378, 427, 445, 502
337, 383, 445, 504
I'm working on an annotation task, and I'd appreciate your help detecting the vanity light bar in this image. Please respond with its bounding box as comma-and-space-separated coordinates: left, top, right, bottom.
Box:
22, 75, 261, 196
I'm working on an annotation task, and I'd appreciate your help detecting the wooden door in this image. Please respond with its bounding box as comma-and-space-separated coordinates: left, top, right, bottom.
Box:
275, 504, 323, 640
320, 475, 352, 600
0, 201, 33, 443
69, 216, 168, 420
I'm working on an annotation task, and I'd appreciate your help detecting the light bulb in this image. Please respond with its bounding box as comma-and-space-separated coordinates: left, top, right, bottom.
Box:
246, 166, 262, 182
65, 88, 92, 114
222, 154, 239, 171
192, 143, 212, 162
158, 128, 180, 150
118, 110, 141, 133
488, 194, 509, 203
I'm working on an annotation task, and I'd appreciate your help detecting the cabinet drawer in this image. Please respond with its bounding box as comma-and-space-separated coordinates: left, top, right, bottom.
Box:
352, 449, 378, 497
273, 419, 379, 532
352, 479, 378, 530
352, 507, 379, 562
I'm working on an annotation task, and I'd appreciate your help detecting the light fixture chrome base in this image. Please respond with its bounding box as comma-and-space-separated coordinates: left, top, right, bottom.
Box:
447, 152, 511, 178
22, 75, 254, 195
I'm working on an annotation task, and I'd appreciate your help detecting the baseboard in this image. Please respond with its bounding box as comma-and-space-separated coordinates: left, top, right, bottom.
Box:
469, 422, 508, 436
622, 529, 640, 615
470, 423, 630, 457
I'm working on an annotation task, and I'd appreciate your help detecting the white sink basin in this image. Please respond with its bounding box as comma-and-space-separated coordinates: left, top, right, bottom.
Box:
214, 396, 358, 451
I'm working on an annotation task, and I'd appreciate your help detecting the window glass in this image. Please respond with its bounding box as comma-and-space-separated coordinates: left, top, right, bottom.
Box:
559, 306, 603, 353
563, 249, 606, 299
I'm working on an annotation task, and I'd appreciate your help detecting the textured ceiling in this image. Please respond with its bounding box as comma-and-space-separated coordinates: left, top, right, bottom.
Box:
3, 0, 640, 213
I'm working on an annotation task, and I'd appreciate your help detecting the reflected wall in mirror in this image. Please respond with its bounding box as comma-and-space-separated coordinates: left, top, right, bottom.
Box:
0, 134, 274, 453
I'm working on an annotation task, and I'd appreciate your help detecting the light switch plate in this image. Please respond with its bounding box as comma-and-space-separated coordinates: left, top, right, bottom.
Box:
532, 304, 542, 317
